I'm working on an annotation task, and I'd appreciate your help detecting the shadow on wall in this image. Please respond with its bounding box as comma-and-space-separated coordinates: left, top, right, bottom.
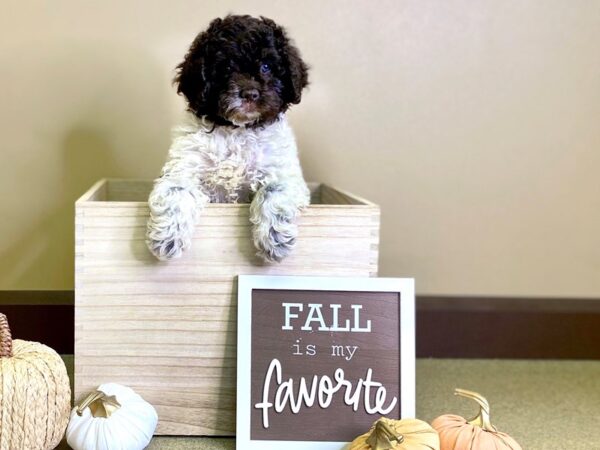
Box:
0, 41, 173, 289
1, 129, 116, 289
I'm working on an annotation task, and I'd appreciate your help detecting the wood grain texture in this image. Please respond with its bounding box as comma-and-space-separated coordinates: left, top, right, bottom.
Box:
74, 179, 380, 436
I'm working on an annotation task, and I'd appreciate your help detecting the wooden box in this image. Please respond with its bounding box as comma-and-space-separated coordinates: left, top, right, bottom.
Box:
75, 179, 379, 435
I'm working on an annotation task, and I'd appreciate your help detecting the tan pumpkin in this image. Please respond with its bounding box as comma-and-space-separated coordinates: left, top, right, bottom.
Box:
350, 417, 440, 450
432, 389, 522, 450
0, 313, 71, 449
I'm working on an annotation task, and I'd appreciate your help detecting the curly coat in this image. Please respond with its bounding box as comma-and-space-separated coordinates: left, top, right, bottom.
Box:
175, 15, 308, 127
146, 15, 311, 262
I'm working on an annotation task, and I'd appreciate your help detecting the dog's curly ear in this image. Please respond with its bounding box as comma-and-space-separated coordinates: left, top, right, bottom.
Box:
175, 18, 223, 115
262, 17, 309, 105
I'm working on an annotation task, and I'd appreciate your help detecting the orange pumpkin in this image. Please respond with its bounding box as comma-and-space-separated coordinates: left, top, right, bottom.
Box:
350, 417, 440, 450
432, 389, 522, 450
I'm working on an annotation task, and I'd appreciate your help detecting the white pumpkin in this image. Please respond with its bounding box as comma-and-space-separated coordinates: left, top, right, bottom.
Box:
66, 383, 158, 450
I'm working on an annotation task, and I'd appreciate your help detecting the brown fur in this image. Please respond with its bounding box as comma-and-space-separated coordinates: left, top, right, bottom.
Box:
175, 15, 309, 128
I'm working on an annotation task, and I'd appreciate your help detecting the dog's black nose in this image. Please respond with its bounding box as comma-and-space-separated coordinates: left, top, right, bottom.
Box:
240, 88, 260, 101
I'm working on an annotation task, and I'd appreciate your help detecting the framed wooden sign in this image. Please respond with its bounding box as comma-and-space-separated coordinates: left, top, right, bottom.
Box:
236, 276, 415, 450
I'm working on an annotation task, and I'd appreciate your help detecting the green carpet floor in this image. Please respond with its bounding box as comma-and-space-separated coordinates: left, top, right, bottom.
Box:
61, 357, 600, 449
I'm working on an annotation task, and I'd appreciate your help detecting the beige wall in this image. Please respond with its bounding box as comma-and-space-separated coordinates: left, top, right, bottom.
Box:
1, 1, 599, 296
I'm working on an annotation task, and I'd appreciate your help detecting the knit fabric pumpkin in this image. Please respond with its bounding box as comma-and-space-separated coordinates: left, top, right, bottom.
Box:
0, 313, 71, 449
432, 389, 522, 450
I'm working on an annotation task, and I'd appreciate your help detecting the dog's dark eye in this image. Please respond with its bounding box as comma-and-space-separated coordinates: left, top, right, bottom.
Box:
260, 63, 271, 74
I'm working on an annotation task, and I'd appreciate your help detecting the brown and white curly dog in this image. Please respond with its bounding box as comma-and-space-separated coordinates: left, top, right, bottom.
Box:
146, 15, 310, 263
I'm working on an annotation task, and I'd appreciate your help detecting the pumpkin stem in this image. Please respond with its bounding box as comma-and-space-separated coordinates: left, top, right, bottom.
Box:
76, 390, 121, 418
454, 388, 497, 432
0, 314, 13, 358
366, 418, 405, 450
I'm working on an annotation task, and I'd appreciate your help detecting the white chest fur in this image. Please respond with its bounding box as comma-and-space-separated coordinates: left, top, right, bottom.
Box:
148, 113, 308, 262
168, 115, 297, 203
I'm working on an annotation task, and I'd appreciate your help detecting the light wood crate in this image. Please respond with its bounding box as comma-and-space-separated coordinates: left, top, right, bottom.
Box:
75, 179, 380, 436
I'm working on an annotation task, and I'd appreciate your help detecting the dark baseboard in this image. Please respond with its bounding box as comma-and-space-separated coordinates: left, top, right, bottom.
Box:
0, 306, 73, 355
418, 296, 600, 359
1, 291, 600, 359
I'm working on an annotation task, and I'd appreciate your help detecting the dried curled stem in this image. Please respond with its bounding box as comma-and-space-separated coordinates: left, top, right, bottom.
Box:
366, 419, 405, 450
455, 388, 497, 432
0, 313, 13, 357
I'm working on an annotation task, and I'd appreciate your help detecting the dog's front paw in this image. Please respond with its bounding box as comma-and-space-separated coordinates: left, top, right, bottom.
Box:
146, 215, 191, 261
250, 182, 304, 263
146, 180, 204, 261
146, 235, 188, 261
252, 214, 298, 263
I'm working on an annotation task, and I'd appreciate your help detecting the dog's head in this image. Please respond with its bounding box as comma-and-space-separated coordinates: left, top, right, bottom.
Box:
175, 15, 309, 127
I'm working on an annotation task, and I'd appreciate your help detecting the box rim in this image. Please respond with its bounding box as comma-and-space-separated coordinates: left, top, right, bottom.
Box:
75, 179, 380, 208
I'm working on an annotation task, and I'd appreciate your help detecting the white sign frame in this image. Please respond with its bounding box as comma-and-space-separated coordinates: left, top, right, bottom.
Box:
236, 275, 416, 450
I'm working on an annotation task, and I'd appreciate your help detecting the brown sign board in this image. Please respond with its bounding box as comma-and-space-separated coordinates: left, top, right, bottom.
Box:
237, 276, 415, 450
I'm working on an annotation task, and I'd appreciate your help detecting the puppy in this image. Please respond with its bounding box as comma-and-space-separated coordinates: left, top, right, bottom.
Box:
146, 15, 310, 263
